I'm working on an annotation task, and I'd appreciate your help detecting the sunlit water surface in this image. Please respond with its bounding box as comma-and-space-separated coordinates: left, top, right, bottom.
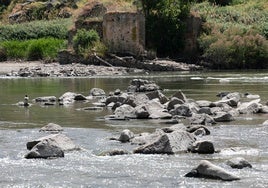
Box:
0, 70, 268, 187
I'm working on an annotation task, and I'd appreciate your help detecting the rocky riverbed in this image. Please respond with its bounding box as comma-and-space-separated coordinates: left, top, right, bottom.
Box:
0, 59, 202, 77
20, 78, 267, 181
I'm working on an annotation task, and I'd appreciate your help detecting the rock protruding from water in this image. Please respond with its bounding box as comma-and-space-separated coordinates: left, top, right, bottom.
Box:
89, 88, 106, 96
188, 140, 215, 154
226, 157, 252, 169
185, 160, 240, 181
39, 123, 64, 133
118, 129, 135, 143
99, 149, 130, 156
127, 79, 160, 92
25, 140, 64, 159
26, 134, 79, 152
133, 130, 195, 154
58, 92, 87, 105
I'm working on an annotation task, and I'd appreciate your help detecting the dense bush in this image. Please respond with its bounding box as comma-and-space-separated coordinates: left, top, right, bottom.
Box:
0, 19, 71, 41
73, 29, 100, 55
0, 38, 67, 60
140, 0, 191, 57
193, 0, 268, 69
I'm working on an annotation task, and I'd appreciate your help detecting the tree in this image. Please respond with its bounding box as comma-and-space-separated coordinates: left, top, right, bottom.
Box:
140, 0, 191, 57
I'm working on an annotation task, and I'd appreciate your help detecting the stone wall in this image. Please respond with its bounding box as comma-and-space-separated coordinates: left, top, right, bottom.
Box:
103, 12, 145, 56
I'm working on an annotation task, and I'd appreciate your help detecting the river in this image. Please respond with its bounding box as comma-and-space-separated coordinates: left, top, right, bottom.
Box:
0, 70, 268, 187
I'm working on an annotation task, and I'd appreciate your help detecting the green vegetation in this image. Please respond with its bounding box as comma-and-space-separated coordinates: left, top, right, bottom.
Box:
192, 0, 268, 68
73, 29, 106, 56
0, 0, 267, 69
1, 38, 67, 60
140, 0, 191, 57
0, 19, 71, 41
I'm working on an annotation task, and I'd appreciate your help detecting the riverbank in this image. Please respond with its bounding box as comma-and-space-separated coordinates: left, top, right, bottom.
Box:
0, 61, 142, 77
0, 60, 201, 77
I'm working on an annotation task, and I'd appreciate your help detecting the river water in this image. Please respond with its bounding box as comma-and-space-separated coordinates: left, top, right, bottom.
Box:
0, 71, 268, 187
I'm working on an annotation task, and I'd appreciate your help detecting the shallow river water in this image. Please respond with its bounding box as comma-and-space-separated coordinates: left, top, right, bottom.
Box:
0, 70, 268, 187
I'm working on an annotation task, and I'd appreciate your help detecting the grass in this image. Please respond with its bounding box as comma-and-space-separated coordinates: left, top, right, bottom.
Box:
1, 38, 67, 60
0, 18, 72, 42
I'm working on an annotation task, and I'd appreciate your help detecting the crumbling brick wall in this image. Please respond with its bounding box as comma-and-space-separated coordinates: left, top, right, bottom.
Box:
103, 12, 145, 56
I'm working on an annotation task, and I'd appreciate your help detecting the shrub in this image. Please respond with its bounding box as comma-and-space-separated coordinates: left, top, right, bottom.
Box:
73, 29, 100, 54
27, 42, 44, 61
200, 29, 268, 69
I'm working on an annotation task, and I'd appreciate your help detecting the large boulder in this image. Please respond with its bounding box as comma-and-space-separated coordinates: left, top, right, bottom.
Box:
188, 140, 215, 154
146, 100, 172, 119
105, 93, 128, 105
167, 97, 184, 111
213, 112, 234, 122
118, 129, 135, 143
145, 90, 169, 104
171, 104, 193, 117
135, 105, 150, 119
185, 160, 240, 181
237, 99, 261, 114
26, 134, 79, 151
186, 125, 210, 135
189, 113, 216, 125
133, 130, 196, 154
39, 123, 64, 133
172, 90, 187, 102
114, 104, 136, 119
25, 139, 64, 159
58, 92, 87, 105
215, 92, 240, 107
226, 157, 252, 169
89, 88, 106, 96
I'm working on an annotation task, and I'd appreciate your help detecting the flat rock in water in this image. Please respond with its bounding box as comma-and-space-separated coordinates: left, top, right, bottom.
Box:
99, 149, 130, 156
34, 96, 57, 103
185, 160, 240, 181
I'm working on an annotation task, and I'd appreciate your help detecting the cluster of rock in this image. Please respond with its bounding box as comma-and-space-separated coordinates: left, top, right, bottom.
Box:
23, 78, 262, 181
7, 63, 134, 77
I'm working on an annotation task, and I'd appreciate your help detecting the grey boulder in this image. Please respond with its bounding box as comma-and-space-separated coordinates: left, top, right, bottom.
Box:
185, 160, 240, 181
25, 139, 64, 159
39, 123, 64, 133
26, 134, 80, 151
226, 157, 252, 169
133, 130, 195, 154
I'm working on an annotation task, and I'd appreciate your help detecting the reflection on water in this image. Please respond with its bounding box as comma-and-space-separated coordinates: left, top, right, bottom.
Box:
0, 70, 268, 187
